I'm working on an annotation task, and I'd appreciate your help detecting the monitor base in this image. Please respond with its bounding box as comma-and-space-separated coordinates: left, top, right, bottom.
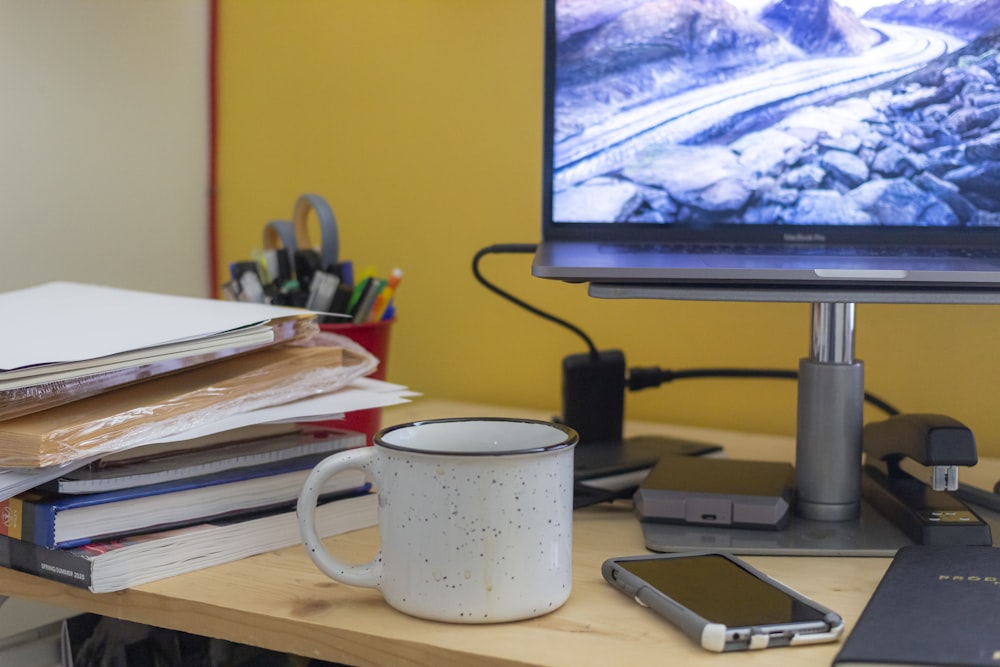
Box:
641, 501, 913, 556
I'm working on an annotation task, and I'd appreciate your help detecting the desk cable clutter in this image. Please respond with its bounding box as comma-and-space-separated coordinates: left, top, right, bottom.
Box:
472, 244, 902, 495
473, 245, 1000, 554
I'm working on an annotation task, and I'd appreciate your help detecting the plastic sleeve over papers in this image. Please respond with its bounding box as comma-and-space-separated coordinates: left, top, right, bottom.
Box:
0, 316, 320, 422
0, 333, 378, 468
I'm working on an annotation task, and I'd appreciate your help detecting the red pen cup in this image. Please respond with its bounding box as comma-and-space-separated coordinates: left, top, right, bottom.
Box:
317, 318, 394, 444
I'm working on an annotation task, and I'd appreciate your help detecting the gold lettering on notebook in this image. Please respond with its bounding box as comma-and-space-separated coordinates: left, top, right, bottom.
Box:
936, 574, 1000, 586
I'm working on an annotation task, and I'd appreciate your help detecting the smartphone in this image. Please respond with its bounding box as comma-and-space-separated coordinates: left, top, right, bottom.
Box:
602, 552, 843, 652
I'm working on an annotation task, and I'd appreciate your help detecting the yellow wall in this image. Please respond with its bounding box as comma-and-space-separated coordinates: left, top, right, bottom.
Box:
216, 1, 1000, 456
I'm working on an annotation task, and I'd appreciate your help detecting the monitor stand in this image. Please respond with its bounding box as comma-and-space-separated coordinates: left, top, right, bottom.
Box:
587, 284, 1000, 555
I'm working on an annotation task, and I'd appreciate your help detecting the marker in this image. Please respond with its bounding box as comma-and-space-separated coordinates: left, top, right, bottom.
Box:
347, 276, 372, 314
305, 270, 340, 312
368, 268, 402, 322
337, 260, 354, 287
352, 277, 385, 324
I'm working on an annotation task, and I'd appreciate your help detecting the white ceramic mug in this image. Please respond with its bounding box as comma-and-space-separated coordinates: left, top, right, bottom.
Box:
297, 417, 578, 623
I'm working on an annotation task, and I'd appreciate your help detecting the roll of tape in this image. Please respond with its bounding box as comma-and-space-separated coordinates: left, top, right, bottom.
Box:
263, 219, 296, 251
292, 194, 339, 270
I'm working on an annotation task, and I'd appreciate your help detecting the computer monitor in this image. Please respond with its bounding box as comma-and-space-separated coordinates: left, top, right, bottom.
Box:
536, 0, 1000, 534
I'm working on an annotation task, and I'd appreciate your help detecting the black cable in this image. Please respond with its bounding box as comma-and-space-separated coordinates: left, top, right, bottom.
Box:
629, 366, 900, 416
472, 244, 599, 358
472, 243, 901, 417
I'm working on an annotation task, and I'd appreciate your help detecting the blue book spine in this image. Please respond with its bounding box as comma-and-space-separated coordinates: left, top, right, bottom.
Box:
0, 452, 347, 548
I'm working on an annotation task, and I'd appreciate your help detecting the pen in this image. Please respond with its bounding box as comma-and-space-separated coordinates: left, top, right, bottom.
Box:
352, 277, 385, 323
338, 260, 354, 287
328, 280, 354, 318
347, 276, 372, 314
368, 268, 402, 322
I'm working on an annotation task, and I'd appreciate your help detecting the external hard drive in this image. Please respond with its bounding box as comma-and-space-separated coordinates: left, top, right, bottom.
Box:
633, 457, 795, 530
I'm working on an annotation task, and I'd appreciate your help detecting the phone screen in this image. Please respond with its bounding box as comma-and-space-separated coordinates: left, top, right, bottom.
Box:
617, 554, 828, 627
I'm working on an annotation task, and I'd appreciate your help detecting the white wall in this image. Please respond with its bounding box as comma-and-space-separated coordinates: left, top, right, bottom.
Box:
0, 0, 209, 633
0, 1, 210, 297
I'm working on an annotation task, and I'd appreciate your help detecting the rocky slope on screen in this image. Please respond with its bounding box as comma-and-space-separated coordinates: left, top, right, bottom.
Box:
555, 0, 873, 140
866, 0, 1000, 40
553, 0, 1000, 226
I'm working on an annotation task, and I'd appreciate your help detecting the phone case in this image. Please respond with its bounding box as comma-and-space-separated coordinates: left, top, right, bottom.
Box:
602, 552, 843, 652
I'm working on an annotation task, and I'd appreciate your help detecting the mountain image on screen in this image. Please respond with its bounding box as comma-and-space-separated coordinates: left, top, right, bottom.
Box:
552, 0, 1000, 227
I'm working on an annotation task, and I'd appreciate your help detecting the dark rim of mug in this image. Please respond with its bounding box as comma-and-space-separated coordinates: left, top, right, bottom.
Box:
374, 417, 579, 456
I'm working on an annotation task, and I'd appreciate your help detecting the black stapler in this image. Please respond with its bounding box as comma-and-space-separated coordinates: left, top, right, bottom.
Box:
862, 413, 992, 546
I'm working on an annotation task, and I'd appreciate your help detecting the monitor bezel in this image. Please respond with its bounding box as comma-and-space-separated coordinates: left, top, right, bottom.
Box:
540, 0, 1000, 248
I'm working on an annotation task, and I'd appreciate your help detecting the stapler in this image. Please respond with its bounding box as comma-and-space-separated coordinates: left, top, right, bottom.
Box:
862, 413, 992, 546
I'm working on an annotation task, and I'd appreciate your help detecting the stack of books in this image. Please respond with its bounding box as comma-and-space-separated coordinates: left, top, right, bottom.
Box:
0, 282, 415, 592
0, 424, 376, 593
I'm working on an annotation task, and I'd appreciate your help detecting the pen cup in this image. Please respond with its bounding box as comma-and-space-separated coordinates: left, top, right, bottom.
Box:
319, 318, 394, 443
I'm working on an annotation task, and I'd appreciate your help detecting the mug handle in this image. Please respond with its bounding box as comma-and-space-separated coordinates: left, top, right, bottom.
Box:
297, 447, 382, 589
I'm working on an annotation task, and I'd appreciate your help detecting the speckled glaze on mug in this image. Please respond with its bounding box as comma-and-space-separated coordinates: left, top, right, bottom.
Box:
297, 417, 578, 623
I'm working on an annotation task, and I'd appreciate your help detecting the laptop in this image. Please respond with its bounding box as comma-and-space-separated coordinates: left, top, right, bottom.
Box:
532, 0, 1000, 294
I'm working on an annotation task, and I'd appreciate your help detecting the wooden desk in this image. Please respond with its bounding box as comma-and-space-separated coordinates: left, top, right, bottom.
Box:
1, 399, 997, 666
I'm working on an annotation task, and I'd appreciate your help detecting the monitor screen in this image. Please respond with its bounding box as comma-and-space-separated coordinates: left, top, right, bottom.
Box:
544, 0, 1000, 235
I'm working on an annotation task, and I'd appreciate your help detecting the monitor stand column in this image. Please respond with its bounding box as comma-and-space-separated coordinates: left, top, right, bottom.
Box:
795, 302, 863, 521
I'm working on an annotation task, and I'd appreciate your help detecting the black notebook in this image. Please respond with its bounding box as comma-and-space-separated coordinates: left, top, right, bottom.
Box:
834, 545, 1000, 666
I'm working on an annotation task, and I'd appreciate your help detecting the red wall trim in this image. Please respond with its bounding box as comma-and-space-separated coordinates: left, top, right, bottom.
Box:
208, 0, 220, 296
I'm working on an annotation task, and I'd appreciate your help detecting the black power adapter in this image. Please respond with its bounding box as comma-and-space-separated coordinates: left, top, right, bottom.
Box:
561, 350, 626, 445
